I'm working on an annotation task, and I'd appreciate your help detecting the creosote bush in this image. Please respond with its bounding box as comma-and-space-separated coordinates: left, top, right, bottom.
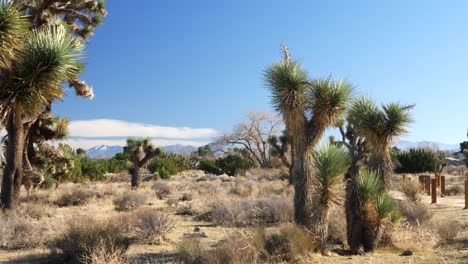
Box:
113, 191, 149, 211
263, 224, 314, 262
399, 180, 421, 202
55, 188, 95, 207
0, 216, 45, 249
397, 200, 432, 225
152, 181, 173, 199
55, 218, 130, 264
433, 220, 462, 244
133, 208, 175, 244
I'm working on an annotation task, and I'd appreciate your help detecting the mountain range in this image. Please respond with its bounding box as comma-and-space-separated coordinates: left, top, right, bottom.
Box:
86, 140, 460, 159
86, 144, 197, 158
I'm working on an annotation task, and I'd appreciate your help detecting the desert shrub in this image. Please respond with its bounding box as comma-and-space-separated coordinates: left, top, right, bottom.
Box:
113, 191, 148, 211
433, 220, 462, 244
19, 190, 53, 204
133, 209, 175, 244
216, 154, 254, 176
445, 185, 464, 196
0, 216, 45, 249
178, 234, 258, 264
264, 224, 314, 262
18, 204, 54, 220
55, 188, 95, 207
55, 218, 129, 264
149, 158, 178, 179
152, 181, 173, 199
397, 200, 432, 225
108, 172, 130, 183
394, 148, 441, 174
245, 168, 288, 181
43, 175, 56, 189
198, 159, 221, 175
229, 180, 259, 197
207, 196, 293, 227
399, 180, 421, 202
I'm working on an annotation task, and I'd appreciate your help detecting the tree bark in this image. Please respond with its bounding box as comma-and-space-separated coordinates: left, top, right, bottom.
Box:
345, 177, 364, 254
369, 148, 393, 190
131, 166, 141, 189
293, 144, 315, 228
1, 112, 25, 211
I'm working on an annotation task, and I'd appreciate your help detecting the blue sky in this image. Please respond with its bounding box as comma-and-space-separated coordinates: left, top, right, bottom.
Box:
53, 0, 468, 148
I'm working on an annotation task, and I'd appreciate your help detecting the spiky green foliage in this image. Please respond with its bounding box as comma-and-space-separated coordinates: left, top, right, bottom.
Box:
376, 193, 397, 220
0, 1, 29, 70
349, 97, 413, 148
357, 169, 383, 203
0, 25, 84, 120
312, 143, 351, 206
264, 60, 308, 117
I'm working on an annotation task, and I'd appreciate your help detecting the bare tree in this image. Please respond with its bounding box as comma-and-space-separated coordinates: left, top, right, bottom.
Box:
214, 111, 282, 168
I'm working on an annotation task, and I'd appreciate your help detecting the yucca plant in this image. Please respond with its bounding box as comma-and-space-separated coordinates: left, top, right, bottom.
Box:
356, 169, 399, 252
310, 143, 350, 251
264, 44, 353, 228
349, 97, 413, 189
124, 138, 164, 189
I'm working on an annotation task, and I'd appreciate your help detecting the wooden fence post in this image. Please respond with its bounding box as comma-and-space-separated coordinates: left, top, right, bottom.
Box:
465, 178, 468, 209
431, 179, 437, 204
403, 174, 406, 181
440, 176, 445, 196
425, 176, 431, 196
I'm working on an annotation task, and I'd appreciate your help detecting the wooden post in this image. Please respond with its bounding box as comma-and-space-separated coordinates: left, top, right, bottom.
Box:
403, 174, 406, 181
431, 179, 437, 204
419, 175, 424, 185
440, 176, 445, 196
436, 174, 440, 187
425, 176, 431, 196
465, 178, 468, 209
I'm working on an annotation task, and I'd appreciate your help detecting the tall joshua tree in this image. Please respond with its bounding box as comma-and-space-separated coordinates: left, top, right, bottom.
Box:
264, 44, 353, 228
0, 25, 84, 210
348, 98, 413, 190
124, 138, 163, 189
0, 0, 106, 210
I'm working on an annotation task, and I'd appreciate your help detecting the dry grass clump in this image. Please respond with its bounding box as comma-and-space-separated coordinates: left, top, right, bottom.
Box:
152, 181, 174, 199
327, 207, 347, 245
399, 180, 422, 202
178, 233, 258, 264
432, 219, 462, 244
133, 209, 175, 244
18, 203, 54, 220
206, 196, 293, 227
445, 185, 464, 196
0, 216, 46, 249
245, 168, 288, 181
229, 180, 259, 197
397, 200, 432, 225
113, 191, 149, 211
259, 224, 314, 262
107, 172, 130, 183
180, 192, 193, 201
54, 218, 130, 264
19, 190, 54, 204
390, 224, 438, 250
55, 188, 95, 207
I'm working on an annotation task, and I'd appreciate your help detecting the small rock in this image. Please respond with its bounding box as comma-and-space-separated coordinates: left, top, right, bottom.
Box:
400, 250, 413, 256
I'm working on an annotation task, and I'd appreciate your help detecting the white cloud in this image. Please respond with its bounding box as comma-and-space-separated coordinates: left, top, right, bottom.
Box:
60, 138, 210, 150
69, 119, 218, 139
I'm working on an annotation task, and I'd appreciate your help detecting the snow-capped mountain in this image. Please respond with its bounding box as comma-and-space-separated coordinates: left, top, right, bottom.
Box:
86, 145, 123, 158
395, 140, 459, 152
86, 144, 198, 158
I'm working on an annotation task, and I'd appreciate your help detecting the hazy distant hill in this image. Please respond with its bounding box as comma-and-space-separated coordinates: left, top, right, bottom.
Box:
395, 140, 459, 151
86, 144, 198, 158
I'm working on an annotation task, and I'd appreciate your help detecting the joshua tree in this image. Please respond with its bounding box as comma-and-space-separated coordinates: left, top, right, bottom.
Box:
310, 143, 350, 251
0, 1, 106, 210
269, 130, 294, 181
264, 44, 353, 228
124, 138, 163, 189
348, 97, 413, 190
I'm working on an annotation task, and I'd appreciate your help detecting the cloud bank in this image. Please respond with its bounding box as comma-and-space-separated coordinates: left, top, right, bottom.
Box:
60, 119, 218, 149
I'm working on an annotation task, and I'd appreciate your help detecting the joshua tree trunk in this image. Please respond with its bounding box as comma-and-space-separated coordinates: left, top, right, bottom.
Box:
131, 166, 141, 189
293, 143, 315, 228
369, 147, 393, 190
311, 205, 331, 252
345, 177, 364, 254
1, 112, 25, 211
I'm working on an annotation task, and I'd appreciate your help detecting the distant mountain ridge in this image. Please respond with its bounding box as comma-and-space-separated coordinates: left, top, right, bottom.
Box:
86, 144, 197, 158
395, 140, 459, 151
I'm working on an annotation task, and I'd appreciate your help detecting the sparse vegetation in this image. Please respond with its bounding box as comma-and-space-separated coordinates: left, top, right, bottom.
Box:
113, 191, 149, 211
